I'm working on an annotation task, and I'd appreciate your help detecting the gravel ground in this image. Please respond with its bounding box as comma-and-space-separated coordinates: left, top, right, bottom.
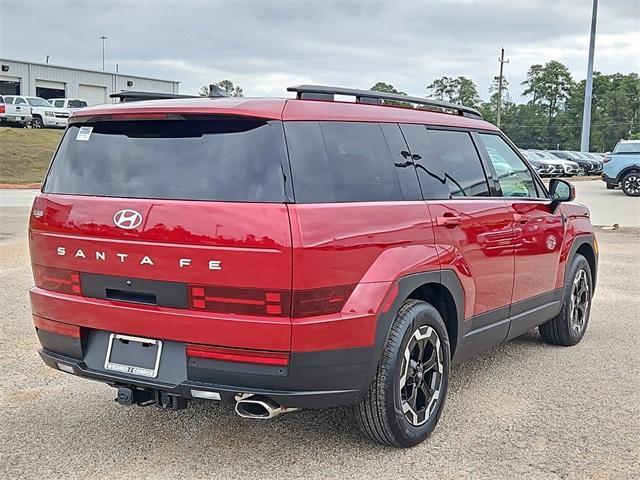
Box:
1, 205, 639, 479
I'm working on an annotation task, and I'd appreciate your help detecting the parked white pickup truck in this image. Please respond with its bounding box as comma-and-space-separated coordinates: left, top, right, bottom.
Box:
0, 95, 33, 127
3, 95, 70, 128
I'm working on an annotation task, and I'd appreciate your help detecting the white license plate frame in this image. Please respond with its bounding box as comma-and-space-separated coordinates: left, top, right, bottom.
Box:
104, 333, 163, 378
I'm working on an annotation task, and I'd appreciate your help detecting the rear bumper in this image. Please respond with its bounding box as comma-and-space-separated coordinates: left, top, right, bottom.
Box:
601, 173, 617, 185
35, 321, 376, 409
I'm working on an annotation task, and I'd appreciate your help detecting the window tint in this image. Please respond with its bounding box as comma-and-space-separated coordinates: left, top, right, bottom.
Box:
68, 100, 87, 108
15, 98, 26, 105
379, 123, 422, 201
478, 134, 538, 198
399, 124, 449, 200
427, 129, 490, 197
4, 97, 14, 104
285, 121, 402, 203
54, 100, 64, 107
44, 119, 287, 202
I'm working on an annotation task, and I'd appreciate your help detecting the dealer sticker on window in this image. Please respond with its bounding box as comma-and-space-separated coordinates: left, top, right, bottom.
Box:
76, 126, 93, 141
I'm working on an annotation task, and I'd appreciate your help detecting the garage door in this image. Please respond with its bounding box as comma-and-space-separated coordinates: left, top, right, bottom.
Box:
78, 84, 107, 106
0, 75, 21, 95
36, 79, 66, 100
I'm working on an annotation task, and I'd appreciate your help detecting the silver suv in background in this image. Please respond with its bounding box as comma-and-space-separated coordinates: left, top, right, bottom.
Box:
528, 150, 579, 177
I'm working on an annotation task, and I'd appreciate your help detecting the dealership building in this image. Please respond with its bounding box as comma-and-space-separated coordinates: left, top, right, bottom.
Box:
0, 58, 180, 106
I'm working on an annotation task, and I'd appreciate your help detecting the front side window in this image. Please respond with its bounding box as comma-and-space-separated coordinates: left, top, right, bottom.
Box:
427, 129, 490, 197
478, 134, 538, 198
285, 121, 403, 203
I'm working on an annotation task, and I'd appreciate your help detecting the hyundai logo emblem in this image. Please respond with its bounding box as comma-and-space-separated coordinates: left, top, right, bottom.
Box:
113, 209, 143, 230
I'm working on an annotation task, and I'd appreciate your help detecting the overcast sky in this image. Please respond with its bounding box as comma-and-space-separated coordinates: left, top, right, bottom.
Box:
1, 0, 638, 101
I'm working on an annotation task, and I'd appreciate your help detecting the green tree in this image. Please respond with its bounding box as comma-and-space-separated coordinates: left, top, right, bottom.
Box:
427, 76, 481, 107
370, 82, 410, 107
198, 80, 244, 97
522, 60, 574, 119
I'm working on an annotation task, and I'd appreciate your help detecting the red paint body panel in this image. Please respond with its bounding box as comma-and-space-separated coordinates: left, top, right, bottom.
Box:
71, 96, 499, 131
428, 200, 515, 319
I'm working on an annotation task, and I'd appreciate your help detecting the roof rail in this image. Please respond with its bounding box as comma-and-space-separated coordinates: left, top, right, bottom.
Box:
109, 91, 198, 103
287, 84, 483, 119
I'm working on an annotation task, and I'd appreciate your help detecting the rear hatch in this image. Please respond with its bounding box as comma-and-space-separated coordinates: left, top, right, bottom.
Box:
29, 114, 293, 351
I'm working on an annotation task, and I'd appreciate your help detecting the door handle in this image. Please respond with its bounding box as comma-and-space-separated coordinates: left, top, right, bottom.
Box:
513, 213, 528, 224
436, 214, 462, 228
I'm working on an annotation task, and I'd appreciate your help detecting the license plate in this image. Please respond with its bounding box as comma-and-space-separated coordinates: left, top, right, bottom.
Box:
104, 334, 162, 378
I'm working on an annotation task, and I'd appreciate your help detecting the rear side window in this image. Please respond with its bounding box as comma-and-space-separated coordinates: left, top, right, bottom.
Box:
427, 129, 490, 197
285, 121, 403, 203
44, 119, 287, 202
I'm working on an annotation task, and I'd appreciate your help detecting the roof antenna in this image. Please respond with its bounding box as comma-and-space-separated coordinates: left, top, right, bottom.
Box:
209, 84, 229, 98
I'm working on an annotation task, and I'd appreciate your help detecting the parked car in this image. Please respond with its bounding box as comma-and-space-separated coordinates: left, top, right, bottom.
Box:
47, 98, 89, 110
528, 150, 579, 177
0, 94, 33, 127
519, 149, 552, 176
602, 140, 640, 196
28, 85, 597, 448
549, 150, 601, 176
3, 95, 70, 128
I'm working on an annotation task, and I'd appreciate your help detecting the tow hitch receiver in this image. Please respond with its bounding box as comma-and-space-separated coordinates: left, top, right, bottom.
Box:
116, 387, 187, 410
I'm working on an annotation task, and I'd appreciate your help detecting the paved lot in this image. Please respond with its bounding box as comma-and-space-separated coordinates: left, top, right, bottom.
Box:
1, 196, 639, 479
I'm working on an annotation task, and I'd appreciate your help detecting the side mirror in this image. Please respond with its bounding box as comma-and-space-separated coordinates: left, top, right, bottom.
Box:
549, 178, 575, 203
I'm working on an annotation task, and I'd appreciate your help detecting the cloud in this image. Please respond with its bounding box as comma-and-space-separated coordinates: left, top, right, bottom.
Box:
1, 0, 638, 101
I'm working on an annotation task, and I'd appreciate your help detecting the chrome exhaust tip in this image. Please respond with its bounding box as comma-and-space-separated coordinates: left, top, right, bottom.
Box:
234, 394, 298, 419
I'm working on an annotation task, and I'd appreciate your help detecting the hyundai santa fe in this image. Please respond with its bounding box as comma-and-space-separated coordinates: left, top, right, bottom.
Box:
29, 85, 597, 447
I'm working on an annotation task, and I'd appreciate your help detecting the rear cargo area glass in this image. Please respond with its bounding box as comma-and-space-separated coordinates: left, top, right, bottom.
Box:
44, 119, 286, 202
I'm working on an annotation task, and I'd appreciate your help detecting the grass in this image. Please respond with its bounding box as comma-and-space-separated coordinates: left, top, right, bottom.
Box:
0, 127, 64, 184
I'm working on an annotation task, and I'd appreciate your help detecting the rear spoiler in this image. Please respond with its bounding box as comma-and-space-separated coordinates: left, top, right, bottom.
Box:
110, 86, 229, 103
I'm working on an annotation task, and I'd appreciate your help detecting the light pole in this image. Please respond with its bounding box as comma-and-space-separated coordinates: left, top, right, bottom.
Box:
496, 47, 509, 129
100, 35, 107, 72
580, 0, 598, 152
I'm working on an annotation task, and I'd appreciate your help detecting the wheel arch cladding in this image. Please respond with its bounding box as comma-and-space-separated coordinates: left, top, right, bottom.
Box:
375, 270, 464, 364
617, 166, 640, 183
566, 234, 598, 293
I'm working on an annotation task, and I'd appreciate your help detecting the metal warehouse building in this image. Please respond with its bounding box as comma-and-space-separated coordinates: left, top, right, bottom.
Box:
0, 58, 180, 106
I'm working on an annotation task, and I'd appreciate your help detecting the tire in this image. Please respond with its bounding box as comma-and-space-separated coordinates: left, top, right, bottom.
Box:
539, 254, 592, 346
353, 300, 450, 448
32, 116, 44, 129
578, 166, 587, 176
620, 172, 640, 197
606, 183, 615, 190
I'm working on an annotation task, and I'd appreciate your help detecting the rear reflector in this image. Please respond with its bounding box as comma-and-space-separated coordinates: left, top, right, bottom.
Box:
189, 285, 290, 317
33, 265, 81, 296
33, 315, 81, 339
190, 389, 221, 400
292, 285, 355, 317
186, 344, 289, 366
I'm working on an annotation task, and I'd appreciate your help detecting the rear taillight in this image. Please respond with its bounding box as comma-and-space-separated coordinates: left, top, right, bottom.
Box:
0, 104, 5, 114
292, 285, 355, 317
186, 344, 289, 366
33, 315, 81, 338
33, 265, 81, 295
189, 285, 290, 316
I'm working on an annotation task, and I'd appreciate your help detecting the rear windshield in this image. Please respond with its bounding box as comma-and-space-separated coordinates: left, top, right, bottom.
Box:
68, 100, 87, 108
44, 119, 287, 202
614, 142, 640, 154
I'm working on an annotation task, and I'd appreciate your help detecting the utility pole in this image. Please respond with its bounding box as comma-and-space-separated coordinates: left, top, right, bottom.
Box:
496, 47, 509, 129
100, 35, 108, 72
580, 0, 598, 152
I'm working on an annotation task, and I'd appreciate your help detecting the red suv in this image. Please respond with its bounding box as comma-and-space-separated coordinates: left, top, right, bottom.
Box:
29, 85, 597, 447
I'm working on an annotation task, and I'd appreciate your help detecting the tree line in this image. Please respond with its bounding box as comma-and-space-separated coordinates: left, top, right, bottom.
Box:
202, 60, 639, 152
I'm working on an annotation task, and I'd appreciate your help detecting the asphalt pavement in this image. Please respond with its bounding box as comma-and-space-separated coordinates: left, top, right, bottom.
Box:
0, 187, 639, 479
